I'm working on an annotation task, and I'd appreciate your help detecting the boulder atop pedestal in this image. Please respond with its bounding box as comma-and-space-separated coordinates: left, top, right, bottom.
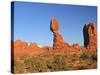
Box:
50, 17, 69, 49
50, 16, 59, 32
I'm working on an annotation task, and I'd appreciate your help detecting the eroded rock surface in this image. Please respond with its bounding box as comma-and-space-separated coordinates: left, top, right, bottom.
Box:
50, 17, 68, 49
83, 23, 97, 51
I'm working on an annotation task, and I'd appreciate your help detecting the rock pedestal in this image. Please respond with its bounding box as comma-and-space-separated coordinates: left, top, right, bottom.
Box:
50, 17, 68, 49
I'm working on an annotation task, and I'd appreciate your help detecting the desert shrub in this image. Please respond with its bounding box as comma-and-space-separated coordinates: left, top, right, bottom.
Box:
19, 55, 68, 72
23, 56, 48, 72
14, 56, 49, 73
79, 51, 97, 61
90, 52, 97, 61
14, 57, 27, 73
13, 53, 97, 73
79, 52, 90, 60
46, 55, 68, 71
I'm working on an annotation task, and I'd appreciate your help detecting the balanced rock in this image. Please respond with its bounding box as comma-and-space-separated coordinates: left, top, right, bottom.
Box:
83, 23, 97, 50
50, 17, 68, 49
50, 17, 59, 32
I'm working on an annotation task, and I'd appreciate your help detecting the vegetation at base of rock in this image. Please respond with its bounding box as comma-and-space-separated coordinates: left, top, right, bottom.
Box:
79, 51, 97, 61
13, 51, 97, 74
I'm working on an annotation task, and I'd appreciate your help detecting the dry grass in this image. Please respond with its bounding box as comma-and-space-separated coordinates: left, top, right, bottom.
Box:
12, 51, 97, 74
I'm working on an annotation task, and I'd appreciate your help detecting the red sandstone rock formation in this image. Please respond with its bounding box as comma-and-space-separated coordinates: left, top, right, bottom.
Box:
50, 17, 59, 32
29, 43, 40, 50
50, 17, 68, 49
12, 40, 44, 56
83, 23, 97, 51
12, 17, 97, 57
72, 44, 80, 49
12, 40, 28, 56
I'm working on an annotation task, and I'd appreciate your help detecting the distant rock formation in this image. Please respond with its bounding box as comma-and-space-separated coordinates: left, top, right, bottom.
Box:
72, 43, 80, 49
29, 43, 40, 49
50, 17, 68, 49
14, 40, 28, 50
12, 40, 43, 56
83, 23, 97, 51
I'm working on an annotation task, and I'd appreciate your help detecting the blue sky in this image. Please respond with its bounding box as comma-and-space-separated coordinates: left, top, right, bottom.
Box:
12, 1, 97, 46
